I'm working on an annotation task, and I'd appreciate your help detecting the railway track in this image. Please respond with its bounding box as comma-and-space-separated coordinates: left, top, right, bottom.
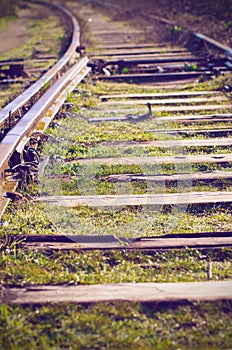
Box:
0, 1, 91, 217
0, 0, 232, 343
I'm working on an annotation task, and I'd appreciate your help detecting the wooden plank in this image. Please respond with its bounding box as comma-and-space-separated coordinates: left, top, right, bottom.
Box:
104, 171, 232, 183
97, 104, 232, 113
99, 71, 212, 82
39, 191, 232, 207
88, 113, 232, 123
97, 137, 232, 148
89, 44, 168, 50
90, 48, 188, 57
100, 97, 226, 106
157, 114, 232, 122
100, 91, 218, 100
1, 281, 232, 304
8, 231, 232, 250
105, 57, 206, 65
92, 125, 232, 137
146, 128, 232, 136
74, 153, 232, 165
91, 32, 141, 37
153, 115, 232, 124
93, 53, 196, 60
21, 236, 232, 251
90, 30, 143, 35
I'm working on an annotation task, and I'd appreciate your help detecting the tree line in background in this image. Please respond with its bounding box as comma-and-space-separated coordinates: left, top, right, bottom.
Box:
0, 0, 231, 22
0, 0, 21, 18
147, 0, 232, 21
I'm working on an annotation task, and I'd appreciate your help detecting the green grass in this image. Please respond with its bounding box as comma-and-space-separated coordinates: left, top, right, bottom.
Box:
2, 77, 230, 238
45, 142, 232, 159
1, 201, 232, 237
0, 84, 25, 109
1, 3, 232, 349
0, 15, 64, 61
0, 248, 232, 285
38, 155, 232, 197
45, 114, 232, 144
0, 15, 16, 32
50, 161, 232, 177
0, 301, 231, 350
0, 13, 64, 108
81, 73, 232, 94
38, 175, 232, 196
74, 74, 232, 99
42, 107, 232, 160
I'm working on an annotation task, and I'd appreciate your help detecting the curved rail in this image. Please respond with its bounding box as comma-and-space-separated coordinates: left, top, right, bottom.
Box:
0, 0, 80, 140
0, 2, 90, 218
84, 0, 232, 60
1, 1, 232, 318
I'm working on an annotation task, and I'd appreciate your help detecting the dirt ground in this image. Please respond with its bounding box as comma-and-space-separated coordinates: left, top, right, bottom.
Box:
0, 8, 31, 56
0, 2, 58, 58
78, 0, 232, 48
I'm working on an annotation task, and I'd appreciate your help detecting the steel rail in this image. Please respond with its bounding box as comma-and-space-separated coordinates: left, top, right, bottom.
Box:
142, 11, 232, 59
92, 0, 232, 61
0, 57, 89, 177
0, 3, 90, 219
91, 0, 232, 60
0, 58, 90, 218
0, 0, 80, 139
1, 1, 232, 316
0, 57, 89, 175
194, 33, 232, 58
